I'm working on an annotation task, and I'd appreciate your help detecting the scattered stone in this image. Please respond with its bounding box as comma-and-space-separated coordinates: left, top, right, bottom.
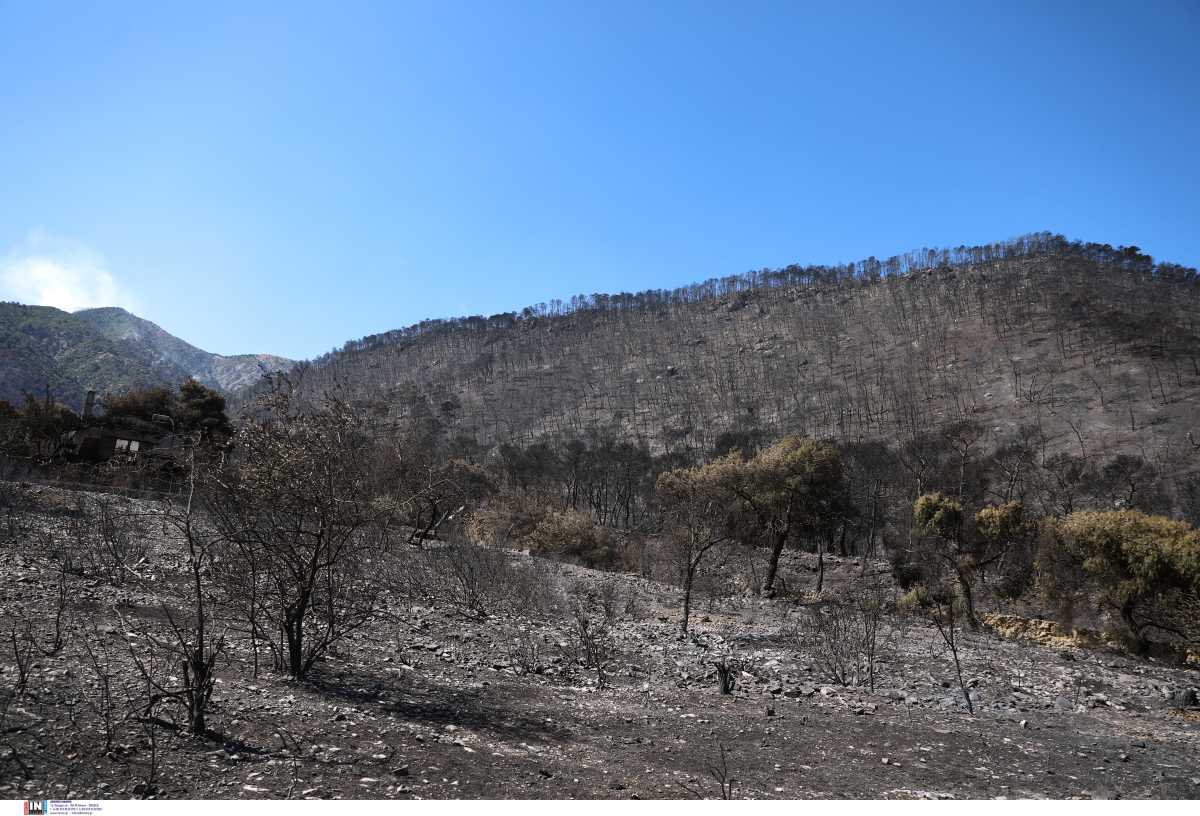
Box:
1169, 689, 1197, 709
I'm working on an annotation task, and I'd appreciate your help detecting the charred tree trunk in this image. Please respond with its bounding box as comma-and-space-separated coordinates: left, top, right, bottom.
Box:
680, 567, 695, 636
762, 529, 788, 597
957, 568, 979, 631
816, 535, 826, 593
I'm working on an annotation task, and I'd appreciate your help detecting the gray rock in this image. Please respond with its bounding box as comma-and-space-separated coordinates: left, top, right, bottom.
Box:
1169, 688, 1198, 709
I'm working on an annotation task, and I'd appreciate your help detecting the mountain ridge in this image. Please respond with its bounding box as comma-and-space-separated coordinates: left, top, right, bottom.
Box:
0, 302, 293, 409
252, 233, 1200, 479
74, 307, 295, 393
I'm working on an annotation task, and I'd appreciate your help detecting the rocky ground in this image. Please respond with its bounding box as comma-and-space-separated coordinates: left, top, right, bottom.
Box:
0, 483, 1197, 800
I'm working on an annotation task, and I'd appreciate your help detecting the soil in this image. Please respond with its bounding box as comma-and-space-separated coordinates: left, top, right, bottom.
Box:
0, 484, 1197, 800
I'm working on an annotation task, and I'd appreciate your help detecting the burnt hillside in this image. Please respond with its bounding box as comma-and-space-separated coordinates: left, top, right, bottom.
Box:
271, 234, 1200, 474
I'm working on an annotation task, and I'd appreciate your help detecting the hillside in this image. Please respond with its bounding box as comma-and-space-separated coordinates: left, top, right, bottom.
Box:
0, 303, 293, 409
276, 233, 1199, 468
1, 483, 1197, 800
75, 307, 294, 393
229, 234, 1200, 558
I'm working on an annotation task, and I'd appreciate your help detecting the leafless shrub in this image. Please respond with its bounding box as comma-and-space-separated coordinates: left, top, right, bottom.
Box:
121, 669, 169, 798
901, 583, 974, 714
506, 630, 545, 674
801, 601, 860, 686
679, 741, 736, 799
117, 604, 225, 737
571, 609, 612, 687
622, 586, 646, 620
69, 496, 149, 586
567, 584, 617, 687
507, 557, 563, 619
399, 543, 534, 620
78, 627, 121, 754
794, 580, 895, 690
7, 624, 34, 699
276, 728, 307, 799
856, 578, 891, 692
36, 557, 71, 657
713, 656, 741, 694
7, 556, 71, 660
115, 457, 227, 736
596, 576, 623, 623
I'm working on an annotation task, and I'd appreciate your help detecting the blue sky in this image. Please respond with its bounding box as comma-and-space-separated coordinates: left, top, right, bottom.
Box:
0, 1, 1196, 360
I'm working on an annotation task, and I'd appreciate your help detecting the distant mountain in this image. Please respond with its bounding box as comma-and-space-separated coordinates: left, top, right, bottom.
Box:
74, 307, 294, 393
0, 303, 293, 410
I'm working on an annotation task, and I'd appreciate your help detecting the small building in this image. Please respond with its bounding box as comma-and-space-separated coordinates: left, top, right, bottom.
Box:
63, 425, 167, 462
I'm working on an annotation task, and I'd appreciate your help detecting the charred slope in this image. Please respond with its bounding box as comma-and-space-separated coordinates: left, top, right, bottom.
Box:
271, 234, 1200, 469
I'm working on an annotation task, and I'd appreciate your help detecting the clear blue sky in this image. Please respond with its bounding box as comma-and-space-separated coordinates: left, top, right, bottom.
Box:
1, 1, 1196, 360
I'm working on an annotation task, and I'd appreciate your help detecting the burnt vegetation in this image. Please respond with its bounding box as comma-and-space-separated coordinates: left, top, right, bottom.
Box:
1, 234, 1199, 799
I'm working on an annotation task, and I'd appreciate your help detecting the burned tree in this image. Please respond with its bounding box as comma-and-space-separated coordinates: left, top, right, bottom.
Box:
656, 460, 732, 634
205, 382, 395, 679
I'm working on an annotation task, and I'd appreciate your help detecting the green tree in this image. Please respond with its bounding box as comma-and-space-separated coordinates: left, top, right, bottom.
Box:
176, 377, 232, 437
722, 436, 847, 596
21, 388, 80, 459
974, 501, 1037, 599
100, 385, 174, 427
908, 493, 1018, 629
1050, 510, 1200, 653
0, 400, 28, 455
